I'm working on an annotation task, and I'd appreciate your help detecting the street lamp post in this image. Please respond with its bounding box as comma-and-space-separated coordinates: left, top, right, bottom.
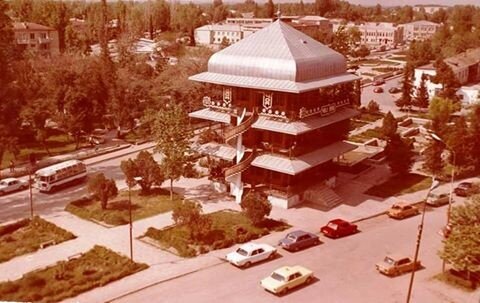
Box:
430, 133, 456, 272
406, 178, 439, 303
127, 176, 142, 261
29, 166, 33, 218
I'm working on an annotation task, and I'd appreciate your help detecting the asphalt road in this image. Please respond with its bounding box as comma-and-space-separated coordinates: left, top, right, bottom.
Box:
361, 76, 404, 116
0, 149, 159, 223
112, 201, 479, 303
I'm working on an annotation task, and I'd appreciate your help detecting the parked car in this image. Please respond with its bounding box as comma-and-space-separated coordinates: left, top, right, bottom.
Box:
0, 178, 28, 195
454, 182, 476, 197
388, 87, 401, 94
387, 202, 419, 219
225, 243, 277, 268
376, 254, 421, 276
260, 265, 314, 295
426, 193, 451, 207
278, 230, 320, 251
320, 218, 358, 239
373, 87, 384, 93
373, 79, 385, 86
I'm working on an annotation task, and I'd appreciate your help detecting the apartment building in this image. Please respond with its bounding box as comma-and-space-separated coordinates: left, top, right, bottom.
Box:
402, 20, 441, 42
414, 48, 480, 104
13, 22, 59, 56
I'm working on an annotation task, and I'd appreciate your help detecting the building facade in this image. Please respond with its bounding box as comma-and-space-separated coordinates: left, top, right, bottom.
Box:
189, 21, 361, 209
332, 21, 403, 49
194, 24, 245, 46
414, 47, 480, 104
413, 5, 449, 14
13, 22, 60, 56
402, 20, 441, 42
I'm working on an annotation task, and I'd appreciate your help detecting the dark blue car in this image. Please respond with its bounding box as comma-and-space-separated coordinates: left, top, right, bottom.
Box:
278, 230, 320, 251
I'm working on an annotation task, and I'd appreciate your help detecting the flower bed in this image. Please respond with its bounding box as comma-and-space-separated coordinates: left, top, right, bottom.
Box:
0, 216, 75, 263
0, 245, 148, 302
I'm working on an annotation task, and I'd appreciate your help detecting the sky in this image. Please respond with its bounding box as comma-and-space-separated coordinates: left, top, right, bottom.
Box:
216, 0, 480, 5
344, 0, 480, 6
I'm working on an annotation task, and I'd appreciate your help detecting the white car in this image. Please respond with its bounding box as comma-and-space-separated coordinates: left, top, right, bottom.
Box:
0, 178, 28, 195
225, 243, 277, 268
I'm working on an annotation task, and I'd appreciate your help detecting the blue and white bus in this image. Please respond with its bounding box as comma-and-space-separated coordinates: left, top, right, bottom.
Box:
35, 160, 87, 192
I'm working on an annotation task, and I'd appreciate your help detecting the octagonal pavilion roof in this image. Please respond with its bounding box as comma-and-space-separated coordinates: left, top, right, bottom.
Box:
190, 20, 359, 93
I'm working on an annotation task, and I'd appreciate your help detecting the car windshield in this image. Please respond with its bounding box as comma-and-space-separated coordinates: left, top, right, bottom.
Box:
271, 272, 285, 282
384, 257, 395, 265
287, 234, 297, 240
327, 222, 338, 229
235, 248, 248, 256
0, 181, 6, 186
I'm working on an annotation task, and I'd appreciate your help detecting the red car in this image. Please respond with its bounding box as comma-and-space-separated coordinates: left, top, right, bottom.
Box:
320, 219, 358, 239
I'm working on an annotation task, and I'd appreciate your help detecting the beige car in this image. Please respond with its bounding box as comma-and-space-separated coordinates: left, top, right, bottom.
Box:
376, 254, 421, 276
426, 193, 451, 207
260, 266, 314, 295
387, 202, 419, 219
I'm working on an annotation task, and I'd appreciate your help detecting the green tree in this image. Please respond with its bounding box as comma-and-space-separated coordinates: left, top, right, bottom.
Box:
315, 0, 332, 16
240, 191, 272, 226
406, 40, 434, 68
0, 0, 21, 170
385, 134, 414, 175
431, 58, 461, 102
440, 195, 480, 276
366, 100, 380, 113
153, 103, 194, 200
330, 25, 350, 57
121, 151, 164, 194
264, 0, 274, 18
468, 104, 480, 171
87, 173, 118, 210
446, 116, 471, 168
396, 64, 413, 111
428, 96, 455, 136
413, 73, 430, 110
172, 200, 212, 240
354, 44, 370, 58
423, 139, 444, 177
381, 111, 397, 138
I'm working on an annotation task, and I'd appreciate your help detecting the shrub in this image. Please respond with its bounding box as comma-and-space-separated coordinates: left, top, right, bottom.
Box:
367, 100, 380, 113
240, 191, 272, 226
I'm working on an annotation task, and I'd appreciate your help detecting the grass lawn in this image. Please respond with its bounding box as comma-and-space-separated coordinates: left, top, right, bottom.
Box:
0, 216, 76, 263
350, 120, 368, 130
348, 127, 383, 143
357, 59, 400, 66
66, 188, 181, 226
0, 245, 147, 303
372, 67, 402, 73
357, 112, 385, 122
1, 133, 84, 170
389, 56, 407, 61
144, 210, 290, 258
364, 173, 432, 198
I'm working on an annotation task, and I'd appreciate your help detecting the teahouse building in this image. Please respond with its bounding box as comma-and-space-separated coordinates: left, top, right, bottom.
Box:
189, 21, 361, 208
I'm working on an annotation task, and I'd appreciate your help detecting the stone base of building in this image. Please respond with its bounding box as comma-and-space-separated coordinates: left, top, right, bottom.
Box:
267, 193, 301, 209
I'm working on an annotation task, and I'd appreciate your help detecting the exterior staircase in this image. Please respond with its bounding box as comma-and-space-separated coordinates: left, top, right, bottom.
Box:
224, 111, 257, 145
303, 183, 343, 210
224, 150, 256, 182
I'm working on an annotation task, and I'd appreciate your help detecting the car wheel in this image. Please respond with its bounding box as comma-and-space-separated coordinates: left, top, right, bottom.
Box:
306, 276, 313, 284
280, 288, 289, 295
268, 253, 276, 260
243, 261, 251, 268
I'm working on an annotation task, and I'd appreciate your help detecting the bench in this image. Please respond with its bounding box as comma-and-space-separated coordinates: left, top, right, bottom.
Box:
68, 253, 82, 261
39, 240, 56, 249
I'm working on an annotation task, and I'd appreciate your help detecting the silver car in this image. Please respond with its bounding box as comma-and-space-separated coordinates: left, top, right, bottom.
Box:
0, 178, 28, 195
426, 193, 451, 207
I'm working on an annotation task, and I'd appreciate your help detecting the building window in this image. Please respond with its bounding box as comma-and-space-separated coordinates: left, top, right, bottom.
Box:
40, 33, 47, 39
30, 33, 35, 39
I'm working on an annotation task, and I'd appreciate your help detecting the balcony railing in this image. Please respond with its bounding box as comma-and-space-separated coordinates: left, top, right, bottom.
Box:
224, 149, 256, 180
